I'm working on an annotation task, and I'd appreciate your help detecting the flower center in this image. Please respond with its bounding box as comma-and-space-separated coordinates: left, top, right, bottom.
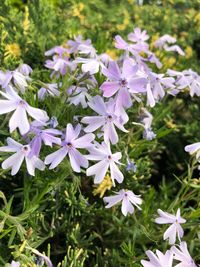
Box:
67, 142, 73, 148
119, 78, 128, 87
19, 100, 26, 107
108, 155, 112, 160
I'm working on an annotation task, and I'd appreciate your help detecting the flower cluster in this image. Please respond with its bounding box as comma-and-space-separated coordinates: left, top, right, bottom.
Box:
141, 209, 197, 267
0, 28, 199, 220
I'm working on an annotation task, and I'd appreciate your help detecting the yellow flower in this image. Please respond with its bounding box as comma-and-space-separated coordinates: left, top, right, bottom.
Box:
23, 6, 30, 34
93, 175, 112, 198
71, 3, 85, 23
4, 43, 21, 59
185, 46, 193, 59
106, 49, 117, 60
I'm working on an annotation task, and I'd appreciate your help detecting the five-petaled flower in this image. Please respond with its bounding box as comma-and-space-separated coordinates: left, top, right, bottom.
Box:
103, 189, 142, 216
155, 208, 186, 244
141, 249, 173, 267
45, 123, 94, 172
86, 141, 124, 185
0, 86, 49, 135
0, 138, 45, 176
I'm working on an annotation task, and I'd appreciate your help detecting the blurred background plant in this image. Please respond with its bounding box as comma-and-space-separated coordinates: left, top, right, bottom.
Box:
0, 0, 199, 266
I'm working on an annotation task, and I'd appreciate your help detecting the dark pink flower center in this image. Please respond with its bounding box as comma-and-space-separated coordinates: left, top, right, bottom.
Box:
67, 142, 73, 148
108, 155, 112, 160
119, 78, 128, 87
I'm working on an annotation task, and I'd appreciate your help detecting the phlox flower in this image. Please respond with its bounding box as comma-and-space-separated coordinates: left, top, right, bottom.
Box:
67, 85, 92, 108
45, 45, 69, 57
141, 249, 173, 267
126, 156, 137, 172
155, 208, 186, 245
100, 58, 147, 110
0, 69, 30, 94
132, 108, 156, 141
81, 96, 128, 144
45, 55, 76, 77
103, 189, 142, 216
17, 63, 33, 76
38, 83, 60, 100
164, 45, 185, 56
75, 54, 105, 75
0, 138, 45, 176
168, 69, 200, 97
67, 35, 91, 54
154, 34, 176, 49
185, 142, 200, 159
128, 27, 149, 43
45, 124, 94, 172
10, 261, 20, 267
128, 27, 149, 52
171, 242, 197, 267
182, 69, 200, 97
27, 120, 62, 157
0, 86, 49, 135
86, 141, 123, 185
145, 72, 175, 107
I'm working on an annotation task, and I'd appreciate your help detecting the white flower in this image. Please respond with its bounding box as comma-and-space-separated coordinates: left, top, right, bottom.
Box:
155, 208, 186, 244
103, 189, 142, 216
0, 138, 45, 176
86, 141, 123, 185
185, 142, 200, 159
171, 241, 197, 267
0, 86, 49, 134
10, 261, 20, 267
141, 249, 173, 267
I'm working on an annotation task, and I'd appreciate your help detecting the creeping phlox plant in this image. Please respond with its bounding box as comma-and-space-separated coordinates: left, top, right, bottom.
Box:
0, 27, 199, 266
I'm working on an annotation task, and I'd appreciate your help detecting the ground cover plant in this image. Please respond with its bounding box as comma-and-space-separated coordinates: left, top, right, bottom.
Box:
0, 0, 200, 266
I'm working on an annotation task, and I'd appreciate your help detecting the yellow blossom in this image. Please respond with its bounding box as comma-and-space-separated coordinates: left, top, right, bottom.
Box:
23, 6, 30, 34
4, 43, 21, 59
93, 175, 112, 198
185, 46, 193, 59
106, 49, 117, 60
71, 3, 85, 23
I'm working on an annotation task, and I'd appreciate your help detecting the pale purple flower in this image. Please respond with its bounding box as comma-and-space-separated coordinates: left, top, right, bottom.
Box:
48, 116, 59, 128
45, 55, 76, 77
167, 69, 200, 97
45, 124, 95, 172
185, 142, 200, 159
28, 121, 62, 157
103, 189, 142, 216
0, 86, 49, 135
182, 69, 200, 97
0, 138, 45, 176
132, 108, 156, 140
154, 34, 176, 49
145, 72, 175, 107
164, 45, 185, 56
141, 249, 173, 267
100, 58, 147, 110
0, 70, 30, 93
155, 208, 186, 245
17, 63, 33, 76
128, 27, 149, 43
86, 141, 123, 185
115, 34, 149, 55
81, 96, 128, 144
67, 85, 92, 108
75, 55, 105, 75
185, 142, 200, 169
67, 35, 91, 54
126, 157, 137, 172
10, 261, 20, 267
171, 242, 197, 267
38, 83, 60, 100
45, 45, 69, 57
32, 248, 53, 267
